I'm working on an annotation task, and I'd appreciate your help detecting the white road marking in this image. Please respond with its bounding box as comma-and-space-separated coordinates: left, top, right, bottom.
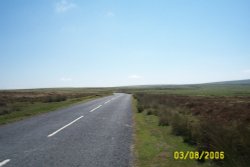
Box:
89, 105, 102, 112
104, 100, 111, 104
0, 159, 10, 167
47, 116, 84, 137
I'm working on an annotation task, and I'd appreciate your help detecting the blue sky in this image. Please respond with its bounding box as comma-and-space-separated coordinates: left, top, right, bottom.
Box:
0, 0, 250, 89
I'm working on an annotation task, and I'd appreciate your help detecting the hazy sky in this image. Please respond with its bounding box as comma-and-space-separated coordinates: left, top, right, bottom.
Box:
0, 0, 250, 89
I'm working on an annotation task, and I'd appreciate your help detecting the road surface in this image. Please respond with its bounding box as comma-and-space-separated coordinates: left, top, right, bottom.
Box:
0, 93, 133, 167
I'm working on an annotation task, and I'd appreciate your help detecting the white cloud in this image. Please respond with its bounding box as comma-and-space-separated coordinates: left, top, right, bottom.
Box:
60, 77, 72, 82
106, 11, 115, 17
55, 0, 76, 13
128, 75, 142, 79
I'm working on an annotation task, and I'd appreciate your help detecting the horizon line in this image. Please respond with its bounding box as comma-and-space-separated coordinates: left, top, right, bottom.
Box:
1, 78, 249, 91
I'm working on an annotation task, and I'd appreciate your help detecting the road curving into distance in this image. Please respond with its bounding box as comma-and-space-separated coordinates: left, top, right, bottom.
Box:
0, 93, 132, 167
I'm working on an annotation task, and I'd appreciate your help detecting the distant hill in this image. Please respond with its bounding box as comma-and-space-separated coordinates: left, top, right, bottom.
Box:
119, 79, 250, 89
117, 79, 250, 96
204, 79, 250, 85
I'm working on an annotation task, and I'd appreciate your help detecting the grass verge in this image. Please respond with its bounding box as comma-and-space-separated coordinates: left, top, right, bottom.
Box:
0, 95, 103, 125
132, 97, 213, 167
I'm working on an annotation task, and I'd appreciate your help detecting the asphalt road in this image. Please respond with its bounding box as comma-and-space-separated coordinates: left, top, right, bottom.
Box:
0, 93, 133, 167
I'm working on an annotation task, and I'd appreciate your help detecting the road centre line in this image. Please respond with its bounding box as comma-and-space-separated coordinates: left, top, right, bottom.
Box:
89, 105, 102, 112
104, 100, 111, 104
0, 159, 10, 167
47, 116, 84, 137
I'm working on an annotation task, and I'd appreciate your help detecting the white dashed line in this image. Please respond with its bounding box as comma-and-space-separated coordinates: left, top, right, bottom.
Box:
48, 116, 84, 137
0, 159, 10, 167
104, 100, 111, 104
89, 105, 102, 112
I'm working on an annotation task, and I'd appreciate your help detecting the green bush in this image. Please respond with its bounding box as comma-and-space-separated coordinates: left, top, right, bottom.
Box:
196, 118, 250, 167
137, 105, 144, 113
0, 101, 7, 107
171, 113, 188, 136
0, 108, 11, 115
158, 115, 169, 126
43, 95, 67, 103
146, 109, 154, 115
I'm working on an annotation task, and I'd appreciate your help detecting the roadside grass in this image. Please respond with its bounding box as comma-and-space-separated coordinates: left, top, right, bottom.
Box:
132, 98, 213, 167
0, 95, 102, 125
